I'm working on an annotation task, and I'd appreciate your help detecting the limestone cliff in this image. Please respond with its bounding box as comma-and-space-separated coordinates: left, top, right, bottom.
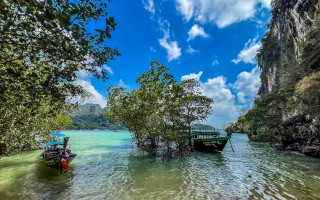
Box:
257, 0, 320, 157
258, 0, 319, 95
229, 0, 320, 157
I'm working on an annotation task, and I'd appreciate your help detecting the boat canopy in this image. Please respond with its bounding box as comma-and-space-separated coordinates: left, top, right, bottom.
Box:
191, 130, 219, 134
51, 132, 65, 137
45, 141, 64, 147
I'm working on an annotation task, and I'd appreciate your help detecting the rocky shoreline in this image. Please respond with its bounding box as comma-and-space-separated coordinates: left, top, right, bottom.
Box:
274, 114, 320, 157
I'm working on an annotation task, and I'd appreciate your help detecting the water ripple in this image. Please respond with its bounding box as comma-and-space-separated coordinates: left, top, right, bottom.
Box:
0, 132, 319, 200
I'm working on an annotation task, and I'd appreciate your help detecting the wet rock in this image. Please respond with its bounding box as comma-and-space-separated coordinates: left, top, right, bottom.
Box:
286, 143, 301, 151
274, 143, 283, 150
302, 146, 320, 157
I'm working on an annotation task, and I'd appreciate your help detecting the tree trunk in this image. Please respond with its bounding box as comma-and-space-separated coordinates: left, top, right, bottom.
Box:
188, 126, 192, 146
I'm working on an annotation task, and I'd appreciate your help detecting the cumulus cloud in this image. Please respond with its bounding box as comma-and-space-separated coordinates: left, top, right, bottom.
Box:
237, 92, 246, 104
231, 36, 261, 64
73, 79, 107, 108
201, 76, 239, 128
187, 24, 209, 41
174, 0, 271, 28
175, 0, 194, 21
181, 71, 203, 81
159, 26, 181, 61
233, 66, 261, 105
180, 66, 260, 128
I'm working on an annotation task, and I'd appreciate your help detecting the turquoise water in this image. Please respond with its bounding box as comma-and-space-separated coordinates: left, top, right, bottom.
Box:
0, 131, 320, 199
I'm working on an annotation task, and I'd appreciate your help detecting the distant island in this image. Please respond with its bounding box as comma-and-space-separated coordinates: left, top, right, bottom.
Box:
66, 104, 126, 130
66, 103, 215, 131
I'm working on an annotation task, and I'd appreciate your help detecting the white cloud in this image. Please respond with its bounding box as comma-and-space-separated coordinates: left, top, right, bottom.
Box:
159, 30, 181, 62
119, 79, 129, 88
187, 24, 209, 41
186, 45, 199, 55
174, 0, 271, 28
212, 59, 219, 66
181, 71, 203, 81
103, 65, 114, 75
143, 0, 155, 15
175, 0, 195, 21
231, 36, 261, 64
180, 66, 260, 128
237, 92, 246, 104
73, 79, 107, 108
260, 0, 271, 8
233, 66, 261, 105
76, 70, 91, 80
201, 76, 238, 128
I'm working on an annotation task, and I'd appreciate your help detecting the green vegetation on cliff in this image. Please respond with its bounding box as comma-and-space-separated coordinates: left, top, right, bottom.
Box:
226, 92, 294, 141
192, 124, 216, 130
227, 3, 320, 156
66, 104, 126, 130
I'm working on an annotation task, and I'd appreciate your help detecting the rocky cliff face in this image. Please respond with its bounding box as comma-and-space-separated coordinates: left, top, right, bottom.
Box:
257, 0, 320, 157
258, 0, 319, 95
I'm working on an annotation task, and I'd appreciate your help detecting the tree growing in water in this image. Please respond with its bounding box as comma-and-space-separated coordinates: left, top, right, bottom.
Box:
0, 0, 119, 152
180, 79, 214, 146
106, 61, 213, 157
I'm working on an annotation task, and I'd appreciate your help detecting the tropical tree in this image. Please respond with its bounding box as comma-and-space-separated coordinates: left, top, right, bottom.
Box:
107, 61, 178, 155
180, 79, 214, 145
0, 0, 119, 152
107, 61, 214, 157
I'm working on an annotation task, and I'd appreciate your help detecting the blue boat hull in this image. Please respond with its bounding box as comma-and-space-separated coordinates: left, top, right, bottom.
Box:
39, 153, 77, 169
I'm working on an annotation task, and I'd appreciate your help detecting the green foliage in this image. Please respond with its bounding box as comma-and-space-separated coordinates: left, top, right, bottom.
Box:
180, 79, 214, 145
192, 124, 215, 130
0, 0, 119, 153
107, 61, 213, 157
227, 92, 292, 142
250, 127, 270, 141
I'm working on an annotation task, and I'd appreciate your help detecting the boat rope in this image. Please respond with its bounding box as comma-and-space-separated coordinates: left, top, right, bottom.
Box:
229, 139, 235, 153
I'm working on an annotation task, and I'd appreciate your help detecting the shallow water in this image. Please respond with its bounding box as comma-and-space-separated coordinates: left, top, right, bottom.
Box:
0, 131, 319, 200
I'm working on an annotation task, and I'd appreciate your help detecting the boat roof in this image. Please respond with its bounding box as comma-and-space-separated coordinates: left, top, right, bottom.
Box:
51, 132, 65, 137
191, 130, 220, 134
44, 141, 64, 147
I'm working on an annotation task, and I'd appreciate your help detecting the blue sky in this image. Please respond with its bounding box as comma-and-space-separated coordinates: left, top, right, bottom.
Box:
75, 0, 272, 128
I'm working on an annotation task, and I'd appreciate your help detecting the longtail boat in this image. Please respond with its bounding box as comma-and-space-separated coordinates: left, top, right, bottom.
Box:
191, 130, 232, 152
39, 132, 77, 171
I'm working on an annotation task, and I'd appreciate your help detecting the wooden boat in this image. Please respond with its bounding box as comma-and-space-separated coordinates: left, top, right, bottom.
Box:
191, 130, 232, 152
39, 132, 77, 170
